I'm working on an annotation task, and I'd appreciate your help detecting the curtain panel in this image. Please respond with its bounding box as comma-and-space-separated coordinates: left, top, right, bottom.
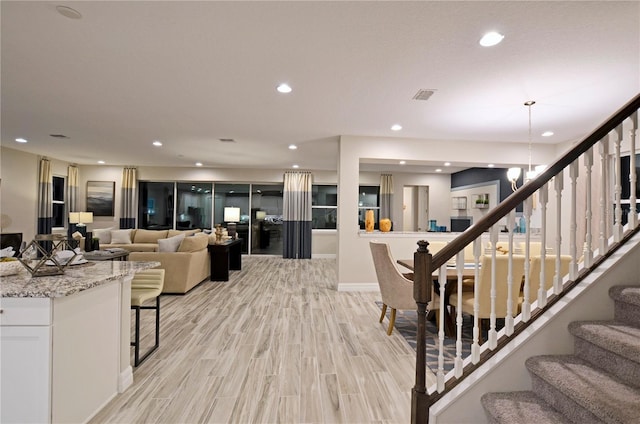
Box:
67, 165, 79, 238
120, 167, 137, 229
283, 171, 312, 259
37, 158, 53, 236
380, 173, 393, 223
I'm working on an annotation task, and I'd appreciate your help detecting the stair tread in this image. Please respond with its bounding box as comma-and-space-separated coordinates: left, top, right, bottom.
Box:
569, 320, 640, 363
526, 355, 640, 423
481, 391, 572, 424
610, 285, 640, 307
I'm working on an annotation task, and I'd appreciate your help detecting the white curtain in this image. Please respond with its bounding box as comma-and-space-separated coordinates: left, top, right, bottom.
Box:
283, 171, 312, 259
380, 174, 393, 224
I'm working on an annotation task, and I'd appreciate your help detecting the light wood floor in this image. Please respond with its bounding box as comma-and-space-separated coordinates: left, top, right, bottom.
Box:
90, 257, 435, 423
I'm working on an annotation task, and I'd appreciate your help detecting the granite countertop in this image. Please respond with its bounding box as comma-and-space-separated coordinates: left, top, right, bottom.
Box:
0, 260, 160, 298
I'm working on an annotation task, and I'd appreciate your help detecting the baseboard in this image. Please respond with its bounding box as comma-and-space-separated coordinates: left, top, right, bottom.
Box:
118, 365, 133, 392
338, 282, 380, 292
312, 253, 336, 259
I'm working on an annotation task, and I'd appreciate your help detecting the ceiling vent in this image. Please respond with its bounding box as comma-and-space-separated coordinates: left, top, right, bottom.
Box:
219, 138, 235, 143
412, 89, 436, 101
49, 134, 69, 139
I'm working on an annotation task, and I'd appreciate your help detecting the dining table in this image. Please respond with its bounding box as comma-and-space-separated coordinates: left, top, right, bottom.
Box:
397, 259, 477, 337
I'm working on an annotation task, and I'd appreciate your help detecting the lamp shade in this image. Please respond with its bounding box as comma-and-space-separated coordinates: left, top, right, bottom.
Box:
507, 167, 522, 182
256, 211, 267, 220
79, 212, 93, 224
224, 207, 241, 223
69, 212, 80, 224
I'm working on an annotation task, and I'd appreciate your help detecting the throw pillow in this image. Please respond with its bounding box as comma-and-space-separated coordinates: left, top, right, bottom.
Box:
110, 229, 133, 244
93, 228, 113, 244
177, 233, 209, 252
158, 233, 186, 252
134, 229, 169, 243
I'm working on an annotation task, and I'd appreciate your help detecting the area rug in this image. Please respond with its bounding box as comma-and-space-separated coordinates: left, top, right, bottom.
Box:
377, 302, 480, 374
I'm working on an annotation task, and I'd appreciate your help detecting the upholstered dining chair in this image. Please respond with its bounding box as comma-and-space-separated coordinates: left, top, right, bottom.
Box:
131, 268, 165, 367
449, 255, 526, 341
523, 255, 571, 304
369, 241, 438, 335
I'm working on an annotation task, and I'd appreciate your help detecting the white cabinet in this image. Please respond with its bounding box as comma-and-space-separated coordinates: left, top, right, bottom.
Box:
0, 298, 51, 424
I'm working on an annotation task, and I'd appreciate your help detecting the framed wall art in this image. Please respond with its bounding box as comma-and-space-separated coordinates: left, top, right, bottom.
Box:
87, 181, 115, 216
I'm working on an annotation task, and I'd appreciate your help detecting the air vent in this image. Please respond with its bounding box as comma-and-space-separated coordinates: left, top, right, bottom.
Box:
412, 89, 436, 101
49, 134, 69, 139
219, 138, 235, 143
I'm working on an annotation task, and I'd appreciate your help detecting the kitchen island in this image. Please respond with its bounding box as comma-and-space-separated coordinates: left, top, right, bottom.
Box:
0, 260, 159, 424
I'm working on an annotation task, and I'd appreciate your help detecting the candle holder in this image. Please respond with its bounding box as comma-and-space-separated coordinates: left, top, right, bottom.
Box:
17, 234, 78, 277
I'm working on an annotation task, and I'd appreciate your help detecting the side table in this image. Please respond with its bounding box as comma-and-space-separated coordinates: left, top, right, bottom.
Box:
207, 239, 242, 281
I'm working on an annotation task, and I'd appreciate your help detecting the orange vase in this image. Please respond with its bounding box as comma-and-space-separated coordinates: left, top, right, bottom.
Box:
365, 210, 375, 232
379, 218, 391, 232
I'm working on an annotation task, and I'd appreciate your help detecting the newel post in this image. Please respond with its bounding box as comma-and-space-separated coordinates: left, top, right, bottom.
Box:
411, 240, 433, 424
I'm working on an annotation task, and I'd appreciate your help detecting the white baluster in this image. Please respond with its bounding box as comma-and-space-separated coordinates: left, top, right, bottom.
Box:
554, 170, 564, 295
522, 197, 532, 321
437, 264, 447, 392
471, 238, 481, 364
454, 250, 464, 378
538, 183, 549, 307
505, 210, 516, 334
488, 225, 498, 349
630, 111, 638, 229
584, 147, 594, 267
570, 159, 579, 280
613, 125, 623, 242
599, 137, 610, 255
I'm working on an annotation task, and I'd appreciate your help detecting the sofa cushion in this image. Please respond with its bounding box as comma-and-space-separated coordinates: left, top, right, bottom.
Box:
110, 229, 133, 244
178, 233, 209, 252
93, 228, 113, 244
134, 229, 169, 243
167, 229, 201, 238
158, 233, 186, 252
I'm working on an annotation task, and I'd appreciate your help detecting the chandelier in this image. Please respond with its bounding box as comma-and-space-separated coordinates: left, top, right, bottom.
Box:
508, 100, 546, 191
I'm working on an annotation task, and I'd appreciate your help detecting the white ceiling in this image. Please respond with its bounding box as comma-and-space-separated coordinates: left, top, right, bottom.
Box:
2, 1, 639, 173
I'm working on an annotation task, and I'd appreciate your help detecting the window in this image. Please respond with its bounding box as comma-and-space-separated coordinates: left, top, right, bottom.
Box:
358, 185, 380, 229
214, 183, 250, 253
52, 176, 65, 228
138, 182, 175, 230
312, 185, 337, 229
176, 182, 212, 230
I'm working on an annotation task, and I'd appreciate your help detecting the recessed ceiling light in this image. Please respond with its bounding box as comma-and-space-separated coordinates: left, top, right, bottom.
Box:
56, 5, 82, 19
399, 160, 406, 165
15, 138, 27, 143
153, 140, 163, 146
292, 164, 299, 169
391, 124, 402, 131
277, 83, 292, 94
488, 164, 495, 168
195, 162, 203, 167
542, 131, 554, 137
288, 144, 297, 150
435, 168, 442, 173
479, 31, 504, 47
444, 162, 451, 166
97, 160, 105, 164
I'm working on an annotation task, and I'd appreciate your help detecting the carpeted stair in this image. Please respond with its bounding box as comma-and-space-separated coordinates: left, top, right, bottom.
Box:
482, 285, 640, 424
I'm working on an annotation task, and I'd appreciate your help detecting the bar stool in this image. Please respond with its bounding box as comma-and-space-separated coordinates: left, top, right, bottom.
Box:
130, 268, 165, 367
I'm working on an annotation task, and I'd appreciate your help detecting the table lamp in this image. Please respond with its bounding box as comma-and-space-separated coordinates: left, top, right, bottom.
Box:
69, 211, 93, 237
224, 207, 240, 239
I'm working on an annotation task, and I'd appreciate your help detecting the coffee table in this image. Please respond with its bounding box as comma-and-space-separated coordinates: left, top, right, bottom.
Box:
84, 249, 130, 261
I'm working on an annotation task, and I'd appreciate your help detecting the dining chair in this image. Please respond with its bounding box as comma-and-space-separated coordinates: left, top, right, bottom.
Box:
523, 255, 571, 304
369, 241, 438, 335
449, 255, 526, 341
